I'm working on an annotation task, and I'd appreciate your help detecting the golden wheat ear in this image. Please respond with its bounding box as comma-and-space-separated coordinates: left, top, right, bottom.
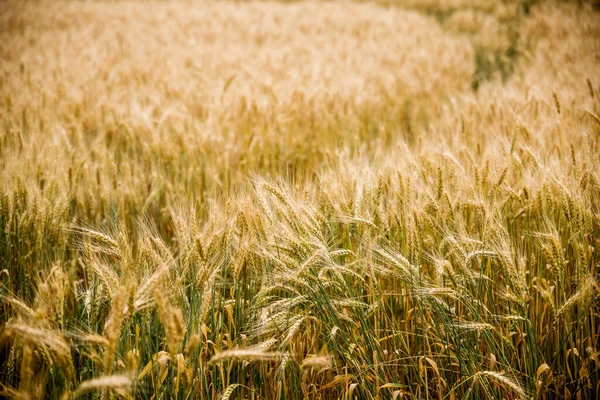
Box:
71, 375, 132, 399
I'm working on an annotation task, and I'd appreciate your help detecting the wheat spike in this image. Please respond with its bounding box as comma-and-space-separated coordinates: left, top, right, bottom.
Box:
477, 371, 526, 399
220, 383, 241, 400
209, 350, 282, 365
72, 375, 132, 398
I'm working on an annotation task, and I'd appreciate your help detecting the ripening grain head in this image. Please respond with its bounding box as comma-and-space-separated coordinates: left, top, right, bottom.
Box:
1, 0, 599, 399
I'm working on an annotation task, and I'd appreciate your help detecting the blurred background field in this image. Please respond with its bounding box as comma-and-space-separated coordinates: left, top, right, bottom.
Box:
0, 0, 599, 399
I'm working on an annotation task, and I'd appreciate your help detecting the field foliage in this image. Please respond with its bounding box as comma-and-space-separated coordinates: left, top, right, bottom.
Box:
1, 0, 599, 399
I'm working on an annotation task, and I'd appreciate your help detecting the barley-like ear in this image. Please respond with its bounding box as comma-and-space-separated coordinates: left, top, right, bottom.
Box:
493, 166, 508, 193
1, 296, 35, 320
330, 326, 340, 340
135, 262, 171, 311
125, 282, 136, 318
300, 355, 332, 371
220, 383, 241, 400
282, 317, 306, 345
276, 352, 292, 381
184, 334, 201, 358
253, 337, 278, 352
556, 276, 598, 318
476, 371, 526, 399
318, 264, 363, 283
2, 323, 75, 381
453, 323, 494, 332
154, 289, 186, 359
126, 349, 140, 372
18, 343, 34, 395
417, 287, 460, 300
103, 291, 126, 374
74, 226, 121, 259
72, 375, 132, 399
263, 182, 291, 210
208, 349, 282, 365
75, 334, 110, 347
199, 268, 221, 323
297, 250, 323, 276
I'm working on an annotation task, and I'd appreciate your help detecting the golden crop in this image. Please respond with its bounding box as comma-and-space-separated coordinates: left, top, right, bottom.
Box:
0, 0, 599, 399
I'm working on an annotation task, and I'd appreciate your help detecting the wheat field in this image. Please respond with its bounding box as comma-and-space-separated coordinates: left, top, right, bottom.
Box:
0, 0, 599, 399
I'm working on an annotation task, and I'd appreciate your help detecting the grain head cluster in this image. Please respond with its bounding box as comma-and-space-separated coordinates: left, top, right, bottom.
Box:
0, 0, 599, 399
